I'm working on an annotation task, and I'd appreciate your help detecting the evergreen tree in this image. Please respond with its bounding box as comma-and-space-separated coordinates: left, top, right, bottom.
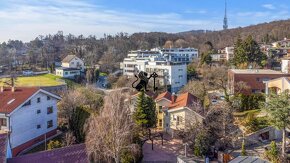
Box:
262, 91, 290, 158
232, 35, 267, 68
133, 91, 157, 129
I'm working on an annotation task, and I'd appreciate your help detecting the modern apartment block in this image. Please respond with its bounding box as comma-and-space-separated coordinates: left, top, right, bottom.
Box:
160, 47, 198, 64
120, 48, 190, 92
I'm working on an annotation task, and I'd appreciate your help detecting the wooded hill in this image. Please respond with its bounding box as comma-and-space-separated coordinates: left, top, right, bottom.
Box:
1, 19, 290, 73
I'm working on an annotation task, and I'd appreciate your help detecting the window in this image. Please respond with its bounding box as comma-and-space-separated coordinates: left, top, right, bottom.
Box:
37, 110, 41, 114
47, 96, 51, 100
71, 62, 74, 64
47, 106, 53, 114
37, 124, 41, 129
47, 120, 53, 128
65, 72, 68, 75
22, 100, 31, 107
158, 119, 162, 127
159, 106, 162, 113
37, 97, 41, 103
173, 115, 177, 121
0, 118, 7, 126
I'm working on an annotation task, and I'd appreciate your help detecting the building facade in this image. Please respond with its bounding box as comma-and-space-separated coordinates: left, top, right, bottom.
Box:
228, 69, 290, 95
61, 55, 84, 71
160, 48, 198, 64
0, 87, 61, 156
120, 49, 188, 92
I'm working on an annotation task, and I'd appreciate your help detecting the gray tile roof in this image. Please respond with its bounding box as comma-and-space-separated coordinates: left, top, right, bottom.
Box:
62, 55, 77, 63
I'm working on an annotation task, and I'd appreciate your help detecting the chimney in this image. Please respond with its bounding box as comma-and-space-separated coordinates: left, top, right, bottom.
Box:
0, 86, 3, 93
11, 86, 15, 92
171, 93, 177, 103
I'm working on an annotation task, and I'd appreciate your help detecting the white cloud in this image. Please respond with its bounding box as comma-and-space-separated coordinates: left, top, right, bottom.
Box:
262, 4, 276, 10
0, 0, 215, 42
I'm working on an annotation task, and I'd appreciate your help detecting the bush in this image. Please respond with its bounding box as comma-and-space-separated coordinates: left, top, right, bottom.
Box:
265, 141, 279, 163
235, 93, 265, 112
47, 140, 62, 150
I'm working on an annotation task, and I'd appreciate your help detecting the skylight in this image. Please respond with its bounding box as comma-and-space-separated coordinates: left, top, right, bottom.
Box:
7, 99, 15, 105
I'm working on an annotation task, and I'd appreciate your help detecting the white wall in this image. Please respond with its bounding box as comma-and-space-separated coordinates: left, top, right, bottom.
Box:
9, 92, 58, 148
62, 57, 84, 71
282, 60, 290, 73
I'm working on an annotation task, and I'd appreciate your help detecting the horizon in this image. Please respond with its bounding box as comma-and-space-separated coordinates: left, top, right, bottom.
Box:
0, 0, 290, 42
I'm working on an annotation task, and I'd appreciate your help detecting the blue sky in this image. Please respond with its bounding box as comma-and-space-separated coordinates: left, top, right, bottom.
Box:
0, 0, 289, 42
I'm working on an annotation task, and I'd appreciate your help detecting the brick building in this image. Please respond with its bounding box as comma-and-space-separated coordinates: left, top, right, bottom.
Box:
228, 69, 290, 95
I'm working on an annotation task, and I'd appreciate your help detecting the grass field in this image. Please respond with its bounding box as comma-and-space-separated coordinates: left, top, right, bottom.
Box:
0, 74, 65, 87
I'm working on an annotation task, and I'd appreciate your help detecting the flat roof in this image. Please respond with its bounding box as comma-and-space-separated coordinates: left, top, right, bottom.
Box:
230, 69, 284, 75
55, 67, 80, 71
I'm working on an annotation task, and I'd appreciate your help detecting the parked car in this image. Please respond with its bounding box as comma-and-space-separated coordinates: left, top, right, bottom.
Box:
23, 70, 33, 76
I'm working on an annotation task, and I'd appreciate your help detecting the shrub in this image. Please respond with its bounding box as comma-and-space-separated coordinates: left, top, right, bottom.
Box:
47, 140, 62, 150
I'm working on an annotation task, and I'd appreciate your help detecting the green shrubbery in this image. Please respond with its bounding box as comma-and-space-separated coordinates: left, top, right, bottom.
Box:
234, 93, 265, 112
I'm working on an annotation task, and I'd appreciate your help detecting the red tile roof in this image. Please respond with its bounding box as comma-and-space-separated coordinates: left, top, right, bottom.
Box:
0, 87, 39, 114
168, 92, 199, 110
0, 134, 7, 163
155, 91, 171, 101
8, 144, 88, 163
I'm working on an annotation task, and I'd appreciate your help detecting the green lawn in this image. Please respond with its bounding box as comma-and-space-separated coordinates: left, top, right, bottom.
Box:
0, 74, 65, 87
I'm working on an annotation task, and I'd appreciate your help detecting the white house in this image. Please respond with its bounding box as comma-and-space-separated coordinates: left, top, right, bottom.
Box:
55, 67, 81, 78
0, 87, 61, 156
61, 55, 84, 71
155, 92, 204, 134
55, 55, 84, 78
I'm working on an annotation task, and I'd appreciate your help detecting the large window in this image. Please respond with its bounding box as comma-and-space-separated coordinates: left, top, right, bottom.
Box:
47, 120, 53, 128
37, 97, 41, 103
47, 106, 53, 114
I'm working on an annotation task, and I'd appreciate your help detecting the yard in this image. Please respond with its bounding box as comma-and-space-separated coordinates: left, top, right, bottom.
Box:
0, 74, 65, 87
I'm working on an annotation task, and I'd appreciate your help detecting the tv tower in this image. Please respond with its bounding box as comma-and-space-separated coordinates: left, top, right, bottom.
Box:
223, 0, 228, 30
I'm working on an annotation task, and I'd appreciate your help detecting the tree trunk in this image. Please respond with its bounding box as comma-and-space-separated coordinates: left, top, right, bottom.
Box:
282, 128, 286, 158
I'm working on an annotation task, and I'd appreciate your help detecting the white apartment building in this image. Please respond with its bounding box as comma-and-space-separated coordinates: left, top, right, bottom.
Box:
0, 87, 61, 156
160, 48, 198, 64
225, 46, 234, 61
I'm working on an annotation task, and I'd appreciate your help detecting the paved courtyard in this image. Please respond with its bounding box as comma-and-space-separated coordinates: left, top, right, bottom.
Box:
142, 134, 198, 162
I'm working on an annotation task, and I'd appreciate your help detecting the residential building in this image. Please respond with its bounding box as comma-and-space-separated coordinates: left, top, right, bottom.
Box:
210, 53, 227, 62
155, 92, 204, 134
155, 92, 172, 131
121, 56, 187, 92
224, 46, 234, 61
228, 69, 290, 95
0, 87, 61, 156
55, 55, 84, 78
264, 77, 290, 95
160, 47, 198, 64
55, 67, 81, 78
61, 55, 84, 71
281, 59, 290, 73
272, 38, 290, 48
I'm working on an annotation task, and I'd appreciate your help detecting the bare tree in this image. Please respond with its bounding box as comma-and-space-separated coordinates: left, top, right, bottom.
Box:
86, 91, 141, 163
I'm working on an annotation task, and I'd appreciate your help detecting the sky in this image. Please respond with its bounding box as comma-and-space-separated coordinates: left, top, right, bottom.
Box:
0, 0, 289, 42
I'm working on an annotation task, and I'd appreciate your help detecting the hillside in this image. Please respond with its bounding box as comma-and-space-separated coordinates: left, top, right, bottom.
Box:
1, 19, 290, 73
